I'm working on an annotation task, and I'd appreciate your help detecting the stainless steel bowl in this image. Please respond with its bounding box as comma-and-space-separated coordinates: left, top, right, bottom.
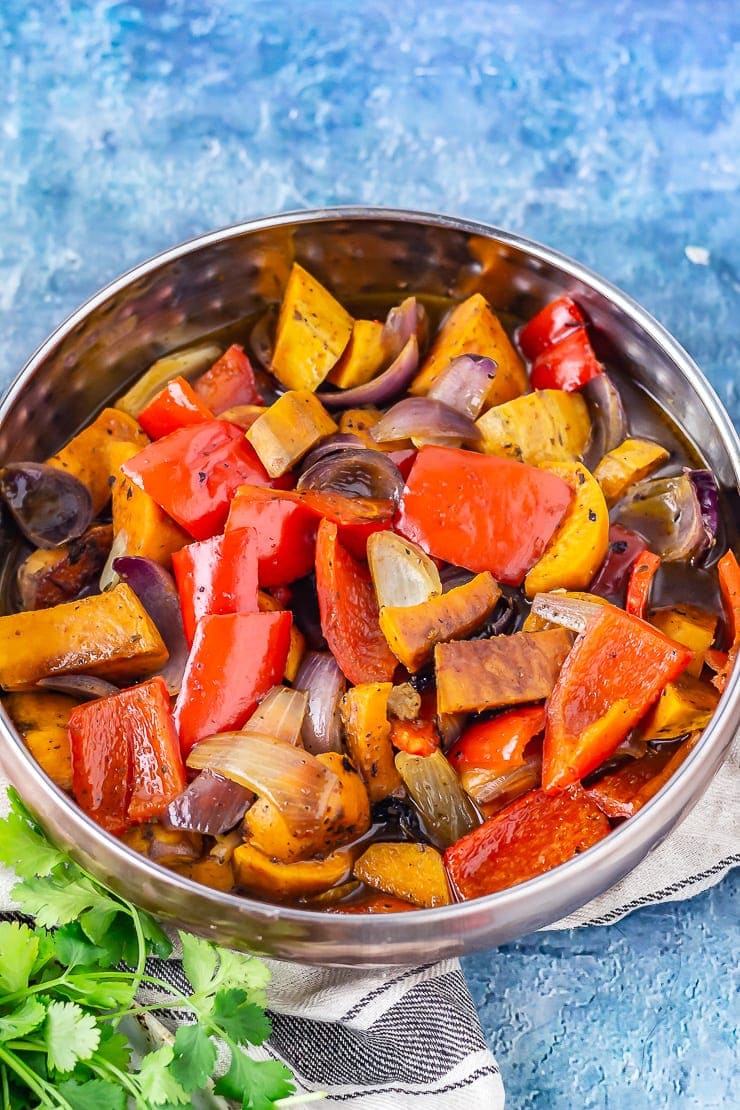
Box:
1, 208, 738, 967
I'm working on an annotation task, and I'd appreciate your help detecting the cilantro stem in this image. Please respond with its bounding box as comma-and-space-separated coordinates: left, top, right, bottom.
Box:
89, 1051, 143, 1102
0, 1044, 71, 1109
1, 1063, 10, 1110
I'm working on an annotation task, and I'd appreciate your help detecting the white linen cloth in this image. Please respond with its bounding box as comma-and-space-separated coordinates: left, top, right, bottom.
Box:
0, 734, 737, 1109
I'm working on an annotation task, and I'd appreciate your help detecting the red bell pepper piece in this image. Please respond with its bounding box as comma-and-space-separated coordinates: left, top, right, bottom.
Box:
172, 526, 259, 645
447, 705, 546, 778
396, 446, 573, 586
226, 486, 318, 587
518, 296, 585, 361
530, 327, 602, 392
315, 518, 397, 685
174, 610, 292, 756
625, 549, 661, 619
586, 747, 675, 819
589, 524, 647, 605
712, 549, 740, 693
193, 344, 262, 412
542, 605, 693, 793
444, 786, 610, 900
137, 376, 214, 440
68, 676, 187, 834
122, 420, 284, 541
389, 718, 440, 757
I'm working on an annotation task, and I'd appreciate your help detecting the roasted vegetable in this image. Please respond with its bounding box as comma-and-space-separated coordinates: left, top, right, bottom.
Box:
476, 388, 591, 465
233, 842, 354, 901
447, 705, 546, 811
625, 549, 661, 619
46, 407, 148, 514
435, 628, 574, 715
247, 390, 338, 478
115, 343, 223, 416
339, 682, 402, 803
2, 691, 76, 791
0, 582, 168, 691
712, 549, 740, 693
108, 439, 190, 568
395, 749, 479, 849
327, 318, 387, 389
649, 605, 718, 678
271, 263, 353, 390
16, 523, 112, 610
137, 375, 213, 439
530, 326, 602, 392
367, 531, 442, 609
380, 571, 500, 672
637, 672, 719, 741
410, 293, 527, 407
594, 437, 670, 506
524, 462, 609, 597
193, 343, 263, 412
172, 527, 259, 645
354, 841, 451, 908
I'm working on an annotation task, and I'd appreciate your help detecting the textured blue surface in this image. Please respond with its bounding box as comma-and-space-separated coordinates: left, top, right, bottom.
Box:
0, 1, 738, 1105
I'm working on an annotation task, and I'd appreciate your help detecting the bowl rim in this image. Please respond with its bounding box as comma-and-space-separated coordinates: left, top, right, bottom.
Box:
1, 205, 738, 944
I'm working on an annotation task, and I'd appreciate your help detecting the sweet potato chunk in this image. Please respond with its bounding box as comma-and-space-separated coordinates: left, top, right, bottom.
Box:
444, 787, 610, 899
327, 319, 387, 388
17, 524, 113, 610
594, 438, 669, 506
271, 263, 353, 391
649, 605, 717, 678
339, 681, 402, 803
47, 407, 148, 514
435, 628, 573, 715
246, 390, 338, 478
233, 842, 354, 901
380, 572, 501, 672
108, 440, 190, 567
354, 841, 451, 908
636, 672, 718, 741
477, 389, 590, 465
2, 691, 76, 791
0, 583, 168, 690
411, 293, 526, 407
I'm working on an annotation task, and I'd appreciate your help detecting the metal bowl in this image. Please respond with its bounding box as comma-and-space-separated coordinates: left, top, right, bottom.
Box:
0, 208, 737, 967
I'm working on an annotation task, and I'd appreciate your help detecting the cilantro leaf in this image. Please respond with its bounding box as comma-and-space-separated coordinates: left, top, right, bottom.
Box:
212, 989, 272, 1047
13, 874, 118, 929
0, 997, 47, 1042
95, 1025, 132, 1072
214, 1049, 295, 1109
0, 920, 39, 993
55, 974, 138, 1011
179, 932, 218, 996
44, 1001, 100, 1073
52, 923, 109, 969
137, 1045, 190, 1106
57, 1078, 127, 1110
139, 910, 173, 959
78, 904, 121, 948
179, 932, 270, 1014
0, 792, 66, 879
169, 1023, 217, 1093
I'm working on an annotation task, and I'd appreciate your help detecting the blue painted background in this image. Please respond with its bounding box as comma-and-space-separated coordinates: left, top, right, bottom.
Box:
0, 1, 737, 1105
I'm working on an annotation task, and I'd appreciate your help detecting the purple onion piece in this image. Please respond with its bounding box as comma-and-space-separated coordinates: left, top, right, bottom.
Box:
371, 396, 482, 446
297, 448, 404, 502
316, 334, 419, 410
615, 474, 706, 563
298, 433, 366, 474
289, 574, 326, 651
162, 768, 253, 835
426, 355, 497, 420
589, 525, 647, 604
0, 462, 93, 549
113, 556, 188, 694
293, 651, 346, 755
37, 674, 120, 700
382, 296, 428, 357
685, 468, 719, 559
582, 372, 627, 467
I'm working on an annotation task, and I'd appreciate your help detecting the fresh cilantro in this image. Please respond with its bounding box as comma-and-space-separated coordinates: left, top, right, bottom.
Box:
0, 787, 309, 1108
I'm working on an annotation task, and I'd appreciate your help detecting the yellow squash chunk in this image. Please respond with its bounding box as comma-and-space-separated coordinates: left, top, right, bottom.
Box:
246, 390, 338, 478
0, 583, 169, 691
271, 263, 353, 391
637, 672, 719, 741
522, 590, 609, 632
327, 319, 387, 388
108, 440, 189, 567
177, 855, 235, 894
2, 691, 76, 791
340, 682, 402, 803
594, 437, 670, 506
410, 293, 526, 407
244, 751, 371, 863
115, 343, 223, 417
354, 841, 451, 908
476, 389, 590, 465
524, 462, 609, 597
233, 842, 354, 902
380, 572, 501, 672
650, 605, 718, 678
47, 407, 148, 514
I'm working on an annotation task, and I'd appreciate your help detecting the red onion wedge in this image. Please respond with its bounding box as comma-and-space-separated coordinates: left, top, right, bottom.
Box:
244, 685, 308, 747
163, 768, 253, 835
615, 474, 707, 563
382, 296, 428, 357
371, 397, 482, 447
112, 556, 188, 695
685, 468, 719, 559
37, 674, 119, 700
298, 448, 404, 503
426, 355, 497, 419
293, 651, 346, 755
0, 462, 93, 549
582, 372, 627, 466
187, 732, 339, 832
316, 335, 419, 410
298, 433, 366, 474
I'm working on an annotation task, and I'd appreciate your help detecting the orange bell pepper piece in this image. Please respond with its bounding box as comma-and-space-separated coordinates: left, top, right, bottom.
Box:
625, 549, 661, 619
542, 605, 693, 793
712, 549, 740, 693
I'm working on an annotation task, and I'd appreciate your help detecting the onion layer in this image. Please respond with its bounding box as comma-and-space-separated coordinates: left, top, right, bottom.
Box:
113, 556, 188, 694
244, 685, 308, 747
531, 592, 604, 632
426, 355, 497, 419
460, 757, 542, 812
395, 749, 480, 849
0, 463, 93, 549
367, 531, 442, 609
294, 651, 346, 754
163, 768, 253, 835
298, 448, 404, 503
37, 675, 119, 700
582, 372, 627, 466
316, 335, 419, 410
685, 469, 719, 559
371, 397, 482, 447
615, 474, 707, 562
